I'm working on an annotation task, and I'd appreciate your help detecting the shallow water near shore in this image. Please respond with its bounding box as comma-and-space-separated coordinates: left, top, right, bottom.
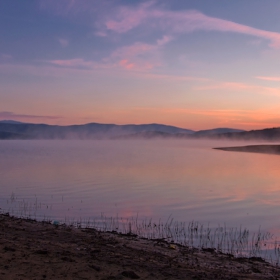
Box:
1, 139, 280, 233
2, 139, 280, 261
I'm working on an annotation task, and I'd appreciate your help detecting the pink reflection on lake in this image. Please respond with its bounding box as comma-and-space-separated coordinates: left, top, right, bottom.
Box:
1, 139, 280, 236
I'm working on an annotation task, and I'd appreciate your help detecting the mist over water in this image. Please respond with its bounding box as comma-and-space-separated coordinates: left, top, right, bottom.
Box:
1, 139, 280, 235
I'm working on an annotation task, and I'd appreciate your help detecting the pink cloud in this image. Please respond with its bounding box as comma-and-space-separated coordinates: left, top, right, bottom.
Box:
42, 35, 170, 72
109, 36, 171, 71
40, 1, 280, 49
0, 62, 96, 79
119, 59, 135, 69
194, 81, 280, 96
156, 35, 172, 46
0, 58, 154, 80
139, 73, 210, 82
111, 42, 156, 58
194, 82, 255, 91
105, 1, 155, 33
48, 58, 93, 68
104, 43, 155, 70
104, 5, 280, 49
58, 38, 69, 47
256, 76, 280, 81
47, 52, 156, 71
95, 31, 107, 37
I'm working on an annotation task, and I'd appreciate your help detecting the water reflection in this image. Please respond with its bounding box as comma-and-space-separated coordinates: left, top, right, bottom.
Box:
0, 139, 280, 235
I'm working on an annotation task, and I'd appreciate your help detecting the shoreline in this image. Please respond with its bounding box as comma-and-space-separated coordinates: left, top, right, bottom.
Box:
214, 144, 280, 155
1, 213, 280, 279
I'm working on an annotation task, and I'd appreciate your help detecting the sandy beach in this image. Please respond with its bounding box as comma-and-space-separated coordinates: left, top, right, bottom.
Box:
0, 213, 280, 280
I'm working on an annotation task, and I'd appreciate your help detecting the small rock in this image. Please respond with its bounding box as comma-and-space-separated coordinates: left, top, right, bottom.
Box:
35, 249, 48, 255
3, 246, 15, 252
121, 271, 140, 279
202, 248, 215, 253
89, 264, 101, 271
251, 267, 261, 273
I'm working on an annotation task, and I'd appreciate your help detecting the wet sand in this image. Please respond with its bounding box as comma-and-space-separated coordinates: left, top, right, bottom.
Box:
214, 145, 280, 155
1, 214, 280, 279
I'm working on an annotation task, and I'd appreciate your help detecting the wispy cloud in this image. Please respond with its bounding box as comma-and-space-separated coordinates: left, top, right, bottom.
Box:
103, 2, 280, 49
58, 38, 69, 47
256, 76, 280, 81
0, 62, 92, 79
40, 1, 280, 49
194, 81, 258, 91
47, 35, 172, 72
0, 111, 62, 121
1, 54, 12, 60
0, 60, 203, 84
48, 58, 93, 69
105, 1, 155, 33
194, 81, 280, 97
138, 73, 210, 82
38, 0, 280, 81
109, 36, 171, 71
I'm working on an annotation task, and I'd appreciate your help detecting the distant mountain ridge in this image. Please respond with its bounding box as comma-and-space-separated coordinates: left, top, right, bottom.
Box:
212, 127, 280, 140
0, 122, 194, 139
192, 128, 244, 137
0, 121, 249, 140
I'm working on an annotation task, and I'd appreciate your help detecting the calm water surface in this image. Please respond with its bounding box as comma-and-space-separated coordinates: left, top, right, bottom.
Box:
1, 140, 280, 235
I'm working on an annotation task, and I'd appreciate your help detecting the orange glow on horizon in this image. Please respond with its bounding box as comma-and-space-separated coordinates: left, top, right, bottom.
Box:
7, 108, 280, 131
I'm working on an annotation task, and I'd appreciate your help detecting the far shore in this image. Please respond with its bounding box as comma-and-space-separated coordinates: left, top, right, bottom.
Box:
214, 144, 280, 155
1, 213, 280, 279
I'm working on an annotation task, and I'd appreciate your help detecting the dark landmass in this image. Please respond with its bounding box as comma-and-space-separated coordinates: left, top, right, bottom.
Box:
1, 213, 279, 279
112, 131, 172, 139
113, 128, 247, 140
1, 120, 280, 141
214, 145, 280, 155
0, 131, 30, 140
0, 122, 194, 140
192, 128, 244, 137
112, 131, 189, 139
0, 121, 246, 140
211, 127, 280, 141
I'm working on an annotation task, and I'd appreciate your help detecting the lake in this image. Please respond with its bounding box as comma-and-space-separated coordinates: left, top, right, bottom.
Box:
1, 139, 280, 258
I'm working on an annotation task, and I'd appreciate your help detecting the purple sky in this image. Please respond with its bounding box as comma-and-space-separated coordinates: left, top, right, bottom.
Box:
1, 0, 280, 129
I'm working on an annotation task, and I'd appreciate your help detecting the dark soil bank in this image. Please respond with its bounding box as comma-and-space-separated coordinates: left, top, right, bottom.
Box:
214, 145, 280, 155
0, 214, 280, 279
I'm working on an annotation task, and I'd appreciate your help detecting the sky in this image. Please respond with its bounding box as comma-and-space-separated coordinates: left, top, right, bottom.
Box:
1, 0, 280, 130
